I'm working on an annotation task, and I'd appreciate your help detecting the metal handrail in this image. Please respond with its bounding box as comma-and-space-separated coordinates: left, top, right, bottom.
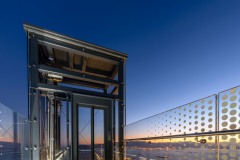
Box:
125, 129, 240, 141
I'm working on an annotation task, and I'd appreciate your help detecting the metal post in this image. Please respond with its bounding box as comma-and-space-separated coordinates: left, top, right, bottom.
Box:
71, 95, 78, 159
118, 60, 125, 160
112, 100, 116, 159
216, 94, 219, 160
40, 96, 46, 160
55, 101, 61, 153
66, 97, 70, 148
29, 89, 40, 159
28, 31, 40, 160
91, 107, 95, 160
46, 97, 50, 159
49, 96, 55, 160
106, 104, 113, 160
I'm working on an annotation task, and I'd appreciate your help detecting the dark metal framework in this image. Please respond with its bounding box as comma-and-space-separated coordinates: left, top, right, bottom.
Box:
24, 24, 127, 160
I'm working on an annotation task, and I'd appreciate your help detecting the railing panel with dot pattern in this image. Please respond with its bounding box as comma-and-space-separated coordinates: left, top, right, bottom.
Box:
126, 95, 217, 140
125, 86, 240, 160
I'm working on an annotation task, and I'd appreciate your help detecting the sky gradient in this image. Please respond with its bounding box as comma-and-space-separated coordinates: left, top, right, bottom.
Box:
0, 1, 240, 124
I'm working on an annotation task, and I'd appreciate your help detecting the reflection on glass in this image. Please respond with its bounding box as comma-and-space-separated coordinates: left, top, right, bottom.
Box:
94, 109, 105, 160
126, 95, 216, 139
126, 136, 216, 160
0, 103, 27, 160
78, 107, 91, 160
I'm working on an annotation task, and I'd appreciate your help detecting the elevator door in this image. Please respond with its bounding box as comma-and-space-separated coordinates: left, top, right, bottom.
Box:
72, 94, 113, 160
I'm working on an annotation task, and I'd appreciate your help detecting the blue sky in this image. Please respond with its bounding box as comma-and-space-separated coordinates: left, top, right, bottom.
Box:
0, 0, 240, 124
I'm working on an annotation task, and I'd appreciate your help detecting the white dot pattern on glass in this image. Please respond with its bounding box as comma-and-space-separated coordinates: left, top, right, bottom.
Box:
126, 95, 216, 139
219, 134, 240, 160
219, 87, 240, 131
125, 87, 240, 160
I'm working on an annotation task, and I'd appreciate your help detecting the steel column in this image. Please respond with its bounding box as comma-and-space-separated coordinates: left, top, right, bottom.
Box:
28, 31, 40, 160
71, 95, 79, 159
118, 60, 125, 160
106, 103, 113, 160
66, 97, 70, 148
29, 89, 40, 159
91, 107, 94, 160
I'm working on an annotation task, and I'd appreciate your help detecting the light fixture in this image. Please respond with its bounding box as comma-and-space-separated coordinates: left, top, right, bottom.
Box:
47, 73, 63, 82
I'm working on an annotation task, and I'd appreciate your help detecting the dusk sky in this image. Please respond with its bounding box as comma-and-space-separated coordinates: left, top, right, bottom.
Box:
1, 1, 240, 124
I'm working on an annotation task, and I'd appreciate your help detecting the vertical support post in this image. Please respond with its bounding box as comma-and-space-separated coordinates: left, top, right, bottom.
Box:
55, 100, 61, 153
106, 103, 113, 160
66, 97, 70, 159
71, 95, 78, 160
66, 97, 70, 148
91, 107, 95, 160
40, 96, 46, 160
46, 97, 50, 159
112, 100, 116, 158
215, 94, 219, 160
118, 60, 126, 160
29, 89, 40, 159
49, 96, 55, 160
28, 32, 40, 160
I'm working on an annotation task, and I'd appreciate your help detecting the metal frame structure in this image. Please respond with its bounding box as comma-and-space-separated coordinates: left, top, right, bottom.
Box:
24, 24, 127, 160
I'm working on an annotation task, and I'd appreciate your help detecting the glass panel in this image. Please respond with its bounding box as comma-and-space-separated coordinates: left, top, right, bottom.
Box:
126, 95, 216, 139
94, 109, 105, 160
218, 86, 240, 131
219, 134, 240, 160
0, 103, 28, 160
126, 136, 216, 160
78, 107, 91, 160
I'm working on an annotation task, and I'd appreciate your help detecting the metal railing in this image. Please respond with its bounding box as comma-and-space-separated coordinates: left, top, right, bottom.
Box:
125, 85, 240, 160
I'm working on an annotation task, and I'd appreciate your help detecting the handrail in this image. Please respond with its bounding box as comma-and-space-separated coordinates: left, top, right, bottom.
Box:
125, 129, 240, 141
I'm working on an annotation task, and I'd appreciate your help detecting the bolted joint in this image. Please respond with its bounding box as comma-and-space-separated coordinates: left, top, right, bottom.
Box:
32, 89, 36, 95
32, 62, 36, 68
28, 32, 35, 38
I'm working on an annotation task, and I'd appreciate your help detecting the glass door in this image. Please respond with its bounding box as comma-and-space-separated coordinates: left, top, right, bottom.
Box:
72, 94, 112, 160
78, 106, 106, 160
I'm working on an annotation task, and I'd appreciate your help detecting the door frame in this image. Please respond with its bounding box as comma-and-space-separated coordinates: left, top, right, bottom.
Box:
71, 94, 113, 160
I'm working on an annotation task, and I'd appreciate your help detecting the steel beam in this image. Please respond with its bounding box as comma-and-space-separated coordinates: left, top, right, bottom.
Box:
37, 35, 122, 64
32, 83, 118, 100
24, 24, 128, 61
38, 65, 119, 87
